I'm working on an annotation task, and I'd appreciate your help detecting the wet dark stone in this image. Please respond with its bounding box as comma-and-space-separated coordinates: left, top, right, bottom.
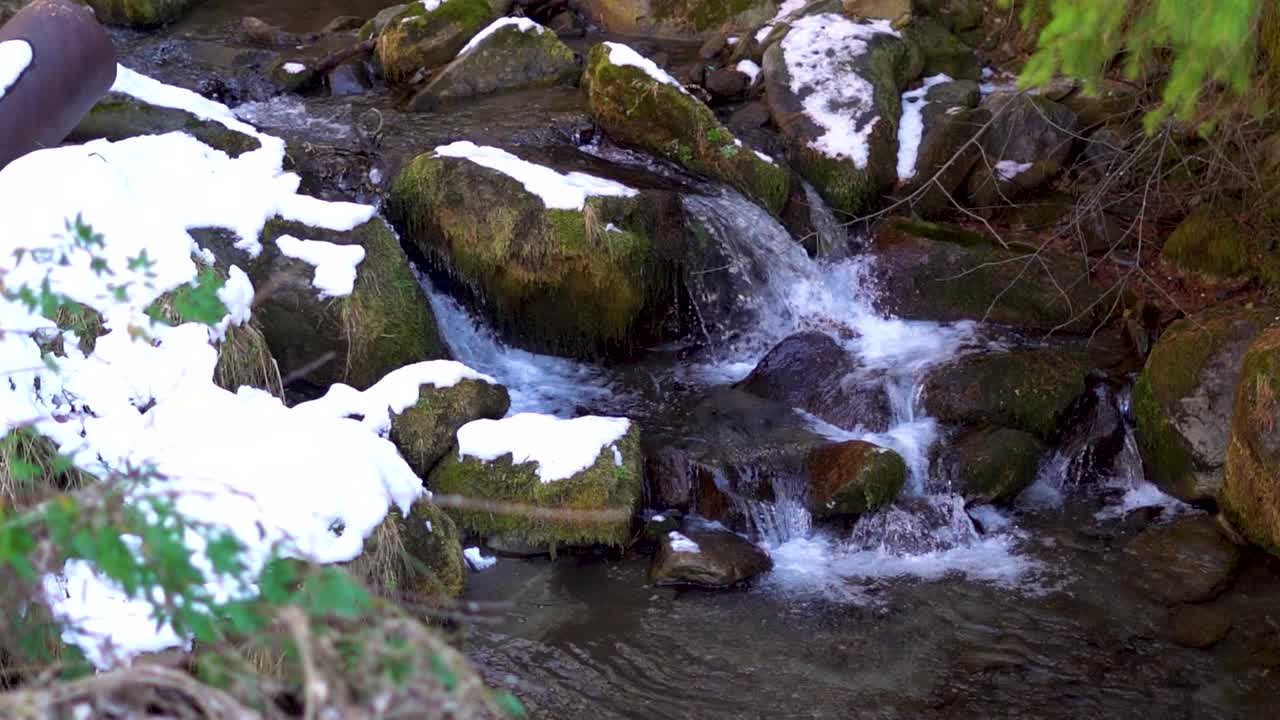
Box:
705, 68, 749, 100
1124, 516, 1242, 605
649, 524, 773, 588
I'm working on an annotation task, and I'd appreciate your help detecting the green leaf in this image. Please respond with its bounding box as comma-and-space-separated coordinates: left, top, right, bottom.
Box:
169, 268, 228, 326
301, 567, 370, 619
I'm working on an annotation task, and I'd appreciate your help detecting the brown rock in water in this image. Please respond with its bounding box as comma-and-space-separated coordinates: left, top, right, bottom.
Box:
806, 441, 906, 518
242, 16, 300, 47
1169, 603, 1232, 649
323, 15, 366, 33
705, 67, 749, 100
649, 526, 772, 588
1124, 516, 1241, 605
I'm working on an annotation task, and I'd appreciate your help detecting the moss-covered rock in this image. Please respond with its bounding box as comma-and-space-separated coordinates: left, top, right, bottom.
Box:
390, 375, 510, 478
67, 92, 261, 157
428, 419, 642, 549
581, 0, 777, 39
896, 102, 988, 215
80, 0, 201, 27
1160, 209, 1252, 284
911, 0, 982, 32
805, 440, 906, 518
409, 19, 579, 111
649, 525, 773, 588
387, 148, 682, 359
1220, 325, 1280, 555
964, 93, 1079, 207
1133, 306, 1278, 503
923, 348, 1090, 439
583, 43, 789, 215
902, 16, 980, 80
202, 217, 447, 390
373, 0, 498, 83
762, 14, 921, 214
940, 426, 1044, 504
350, 502, 467, 598
874, 218, 1114, 332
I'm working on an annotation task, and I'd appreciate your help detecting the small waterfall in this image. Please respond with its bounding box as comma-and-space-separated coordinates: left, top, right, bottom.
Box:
801, 180, 851, 259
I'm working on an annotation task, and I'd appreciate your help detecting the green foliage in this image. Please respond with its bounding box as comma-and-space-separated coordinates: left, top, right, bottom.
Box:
1008, 0, 1265, 130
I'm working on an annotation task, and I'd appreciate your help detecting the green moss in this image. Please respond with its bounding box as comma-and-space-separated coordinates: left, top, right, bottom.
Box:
428, 425, 642, 549
924, 349, 1090, 439
583, 43, 789, 215
952, 427, 1044, 504
389, 378, 510, 478
375, 0, 496, 82
1219, 327, 1280, 556
1161, 209, 1252, 282
70, 93, 261, 157
350, 503, 467, 598
80, 0, 197, 27
806, 441, 907, 518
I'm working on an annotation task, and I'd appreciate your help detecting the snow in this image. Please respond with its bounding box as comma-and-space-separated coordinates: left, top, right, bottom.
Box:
464, 547, 497, 570
420, 0, 443, 12
995, 159, 1033, 181
781, 14, 899, 167
896, 74, 952, 182
755, 24, 775, 43
455, 413, 631, 483
602, 42, 689, 95
0, 66, 436, 668
274, 234, 366, 298
458, 17, 545, 57
434, 141, 638, 211
296, 360, 497, 435
0, 40, 32, 101
668, 532, 700, 553
736, 59, 761, 83
282, 62, 307, 75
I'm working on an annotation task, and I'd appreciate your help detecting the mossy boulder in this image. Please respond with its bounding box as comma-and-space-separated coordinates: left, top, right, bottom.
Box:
762, 14, 922, 214
805, 440, 907, 518
581, 0, 777, 39
964, 93, 1079, 207
409, 19, 578, 110
428, 418, 643, 549
80, 0, 201, 26
874, 218, 1113, 332
199, 217, 448, 390
351, 502, 467, 598
1220, 325, 1280, 554
390, 374, 510, 478
1160, 209, 1252, 284
359, 3, 407, 40
649, 525, 773, 588
583, 42, 789, 215
373, 0, 498, 83
896, 102, 988, 215
1133, 306, 1278, 503
939, 426, 1044, 504
902, 17, 980, 80
911, 0, 982, 32
923, 348, 1090, 439
67, 92, 261, 157
387, 148, 683, 359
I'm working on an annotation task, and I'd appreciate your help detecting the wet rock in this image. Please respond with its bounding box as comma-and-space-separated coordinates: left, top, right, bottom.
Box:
1124, 516, 1241, 604
1133, 306, 1278, 503
923, 348, 1091, 439
806, 440, 907, 518
939, 426, 1044, 504
201, 217, 449, 391
584, 42, 789, 215
83, 0, 201, 27
645, 446, 695, 510
580, 0, 776, 39
912, 0, 982, 32
897, 102, 989, 215
1220, 324, 1280, 555
359, 3, 408, 40
327, 58, 372, 96
698, 30, 729, 60
649, 526, 773, 588
428, 420, 643, 549
352, 502, 467, 597
762, 13, 922, 214
389, 374, 510, 478
67, 92, 261, 157
727, 101, 771, 131
547, 10, 584, 38
843, 0, 911, 22
705, 67, 750, 99
242, 16, 299, 47
373, 0, 500, 83
902, 17, 980, 80
269, 57, 322, 94
737, 331, 891, 432
1169, 603, 1232, 649
964, 93, 1079, 207
323, 15, 366, 33
925, 78, 979, 107
409, 19, 579, 111
874, 218, 1113, 332
1160, 209, 1252, 284
849, 494, 977, 554
387, 148, 684, 359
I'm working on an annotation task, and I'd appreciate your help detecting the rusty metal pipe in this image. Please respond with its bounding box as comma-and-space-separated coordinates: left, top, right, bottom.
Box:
0, 0, 116, 170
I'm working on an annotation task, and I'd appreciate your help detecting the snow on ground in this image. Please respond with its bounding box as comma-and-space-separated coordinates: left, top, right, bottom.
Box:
0, 67, 436, 668
896, 74, 952, 182
0, 39, 31, 100
458, 17, 545, 56
668, 532, 700, 553
736, 59, 761, 83
781, 15, 899, 167
274, 234, 366, 298
434, 141, 638, 211
995, 159, 1034, 181
456, 413, 630, 482
602, 42, 689, 94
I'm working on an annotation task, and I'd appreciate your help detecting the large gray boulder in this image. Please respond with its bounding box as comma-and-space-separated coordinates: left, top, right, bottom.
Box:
964, 93, 1079, 207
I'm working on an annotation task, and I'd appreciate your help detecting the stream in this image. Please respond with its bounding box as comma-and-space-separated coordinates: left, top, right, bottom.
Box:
103, 7, 1280, 718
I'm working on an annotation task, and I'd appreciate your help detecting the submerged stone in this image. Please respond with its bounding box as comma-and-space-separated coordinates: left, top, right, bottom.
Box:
649, 524, 773, 588
1124, 516, 1241, 605
583, 42, 789, 215
1134, 306, 1277, 503
1220, 324, 1280, 555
